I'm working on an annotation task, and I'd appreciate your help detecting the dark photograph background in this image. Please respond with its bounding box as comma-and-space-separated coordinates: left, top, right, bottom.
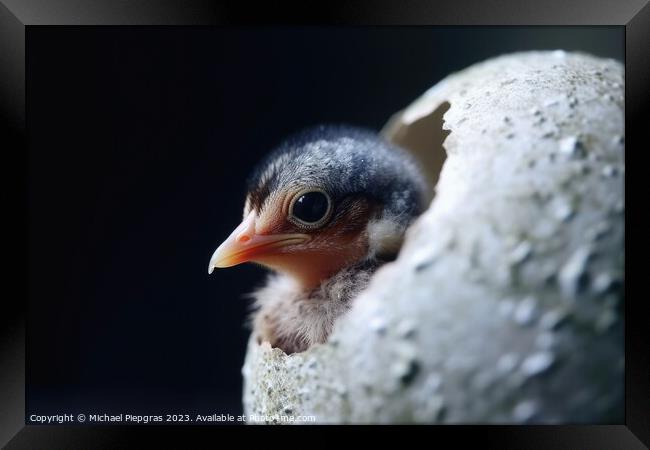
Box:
27, 26, 623, 419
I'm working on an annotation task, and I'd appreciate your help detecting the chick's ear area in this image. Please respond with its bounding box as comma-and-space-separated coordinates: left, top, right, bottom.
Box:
327, 196, 377, 235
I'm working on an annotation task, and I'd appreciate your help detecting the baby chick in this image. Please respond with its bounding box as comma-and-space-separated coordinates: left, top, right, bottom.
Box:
209, 125, 429, 354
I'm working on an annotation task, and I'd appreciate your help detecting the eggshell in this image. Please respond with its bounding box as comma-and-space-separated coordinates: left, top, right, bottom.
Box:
242, 51, 624, 424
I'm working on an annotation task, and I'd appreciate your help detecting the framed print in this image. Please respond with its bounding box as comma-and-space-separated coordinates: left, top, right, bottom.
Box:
0, 0, 646, 447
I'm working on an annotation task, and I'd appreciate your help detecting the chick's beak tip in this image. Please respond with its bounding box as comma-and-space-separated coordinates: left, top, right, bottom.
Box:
208, 211, 311, 274
208, 212, 257, 274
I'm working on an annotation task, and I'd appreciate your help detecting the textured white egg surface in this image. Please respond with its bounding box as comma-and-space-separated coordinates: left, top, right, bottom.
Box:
241, 51, 624, 424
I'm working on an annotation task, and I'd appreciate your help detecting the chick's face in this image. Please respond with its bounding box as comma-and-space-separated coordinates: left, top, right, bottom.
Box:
209, 182, 376, 288
209, 125, 428, 288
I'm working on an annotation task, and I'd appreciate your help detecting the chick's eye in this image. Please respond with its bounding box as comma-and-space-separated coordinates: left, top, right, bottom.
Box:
291, 191, 331, 225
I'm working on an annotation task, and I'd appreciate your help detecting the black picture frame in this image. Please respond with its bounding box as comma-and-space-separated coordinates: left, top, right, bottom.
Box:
1, 0, 646, 447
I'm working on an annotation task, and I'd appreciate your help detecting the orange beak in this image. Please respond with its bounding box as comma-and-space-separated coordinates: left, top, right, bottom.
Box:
208, 211, 311, 274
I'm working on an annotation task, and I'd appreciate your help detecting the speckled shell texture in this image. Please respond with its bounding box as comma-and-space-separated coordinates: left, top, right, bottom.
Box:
241, 51, 624, 424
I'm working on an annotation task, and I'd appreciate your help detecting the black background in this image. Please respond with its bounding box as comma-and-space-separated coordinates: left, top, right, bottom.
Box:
27, 26, 623, 418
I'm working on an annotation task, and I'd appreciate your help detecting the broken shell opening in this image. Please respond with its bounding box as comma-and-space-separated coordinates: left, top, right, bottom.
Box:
382, 101, 451, 204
